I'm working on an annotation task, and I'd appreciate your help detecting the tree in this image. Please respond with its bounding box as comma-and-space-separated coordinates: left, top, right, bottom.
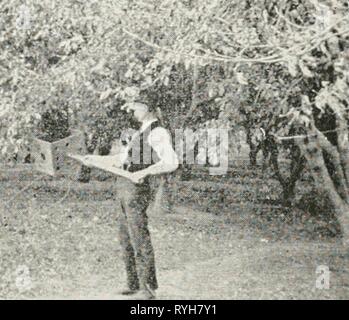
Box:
1, 0, 349, 241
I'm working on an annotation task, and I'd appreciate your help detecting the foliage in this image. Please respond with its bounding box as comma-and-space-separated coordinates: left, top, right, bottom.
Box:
1, 0, 348, 145
1, 1, 349, 236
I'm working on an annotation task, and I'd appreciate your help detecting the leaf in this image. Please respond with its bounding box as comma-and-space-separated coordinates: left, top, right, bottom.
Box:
218, 84, 225, 96
208, 87, 216, 98
263, 10, 269, 23
100, 88, 113, 101
144, 75, 152, 85
287, 56, 298, 77
124, 87, 139, 98
320, 42, 330, 57
184, 59, 191, 70
236, 72, 248, 85
164, 76, 169, 86
327, 36, 340, 55
174, 54, 181, 65
125, 69, 133, 78
299, 60, 313, 78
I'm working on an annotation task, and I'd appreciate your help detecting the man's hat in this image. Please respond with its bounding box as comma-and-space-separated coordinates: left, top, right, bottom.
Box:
121, 102, 149, 113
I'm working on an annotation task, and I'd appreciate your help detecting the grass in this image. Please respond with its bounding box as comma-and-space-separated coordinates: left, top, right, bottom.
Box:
0, 164, 348, 299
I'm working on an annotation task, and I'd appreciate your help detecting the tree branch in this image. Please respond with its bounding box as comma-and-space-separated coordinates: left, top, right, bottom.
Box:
122, 29, 283, 64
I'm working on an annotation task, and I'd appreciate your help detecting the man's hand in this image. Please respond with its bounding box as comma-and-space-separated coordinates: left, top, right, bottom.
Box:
130, 171, 146, 184
68, 153, 147, 184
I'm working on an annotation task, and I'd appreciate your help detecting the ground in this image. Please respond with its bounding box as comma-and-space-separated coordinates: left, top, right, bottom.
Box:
0, 164, 348, 299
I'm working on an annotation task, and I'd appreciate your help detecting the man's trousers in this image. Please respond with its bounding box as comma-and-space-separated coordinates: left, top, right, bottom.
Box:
115, 177, 158, 291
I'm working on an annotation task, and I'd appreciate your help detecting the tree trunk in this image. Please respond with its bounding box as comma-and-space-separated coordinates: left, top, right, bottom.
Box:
77, 131, 98, 183
296, 128, 349, 244
184, 64, 200, 122
336, 115, 349, 191
318, 129, 349, 203
246, 129, 260, 166
270, 143, 304, 206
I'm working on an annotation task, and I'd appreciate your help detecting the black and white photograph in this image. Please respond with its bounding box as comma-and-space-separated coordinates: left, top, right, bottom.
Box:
0, 0, 348, 302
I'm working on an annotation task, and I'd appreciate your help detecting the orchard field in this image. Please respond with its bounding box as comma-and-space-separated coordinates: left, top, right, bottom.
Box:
1, 162, 348, 299
1, 0, 349, 300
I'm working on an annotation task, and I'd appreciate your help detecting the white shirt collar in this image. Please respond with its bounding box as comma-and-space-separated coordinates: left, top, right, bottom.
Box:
140, 118, 158, 132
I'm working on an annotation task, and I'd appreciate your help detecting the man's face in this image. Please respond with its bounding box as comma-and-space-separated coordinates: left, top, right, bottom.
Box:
132, 108, 148, 123
122, 103, 149, 127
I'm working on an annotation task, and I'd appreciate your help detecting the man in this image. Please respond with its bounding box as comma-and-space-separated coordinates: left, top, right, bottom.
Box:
82, 102, 179, 299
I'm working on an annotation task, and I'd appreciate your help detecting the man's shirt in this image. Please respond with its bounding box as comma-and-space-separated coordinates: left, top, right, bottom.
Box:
123, 118, 178, 175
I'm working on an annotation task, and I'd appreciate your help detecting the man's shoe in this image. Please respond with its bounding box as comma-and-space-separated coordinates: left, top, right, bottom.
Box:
117, 288, 139, 295
127, 289, 156, 300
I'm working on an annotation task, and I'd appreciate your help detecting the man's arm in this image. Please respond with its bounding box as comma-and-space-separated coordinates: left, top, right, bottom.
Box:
69, 127, 178, 183
69, 154, 138, 183
83, 155, 123, 169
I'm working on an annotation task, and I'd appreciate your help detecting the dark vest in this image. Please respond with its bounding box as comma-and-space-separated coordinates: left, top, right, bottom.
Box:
124, 120, 161, 173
